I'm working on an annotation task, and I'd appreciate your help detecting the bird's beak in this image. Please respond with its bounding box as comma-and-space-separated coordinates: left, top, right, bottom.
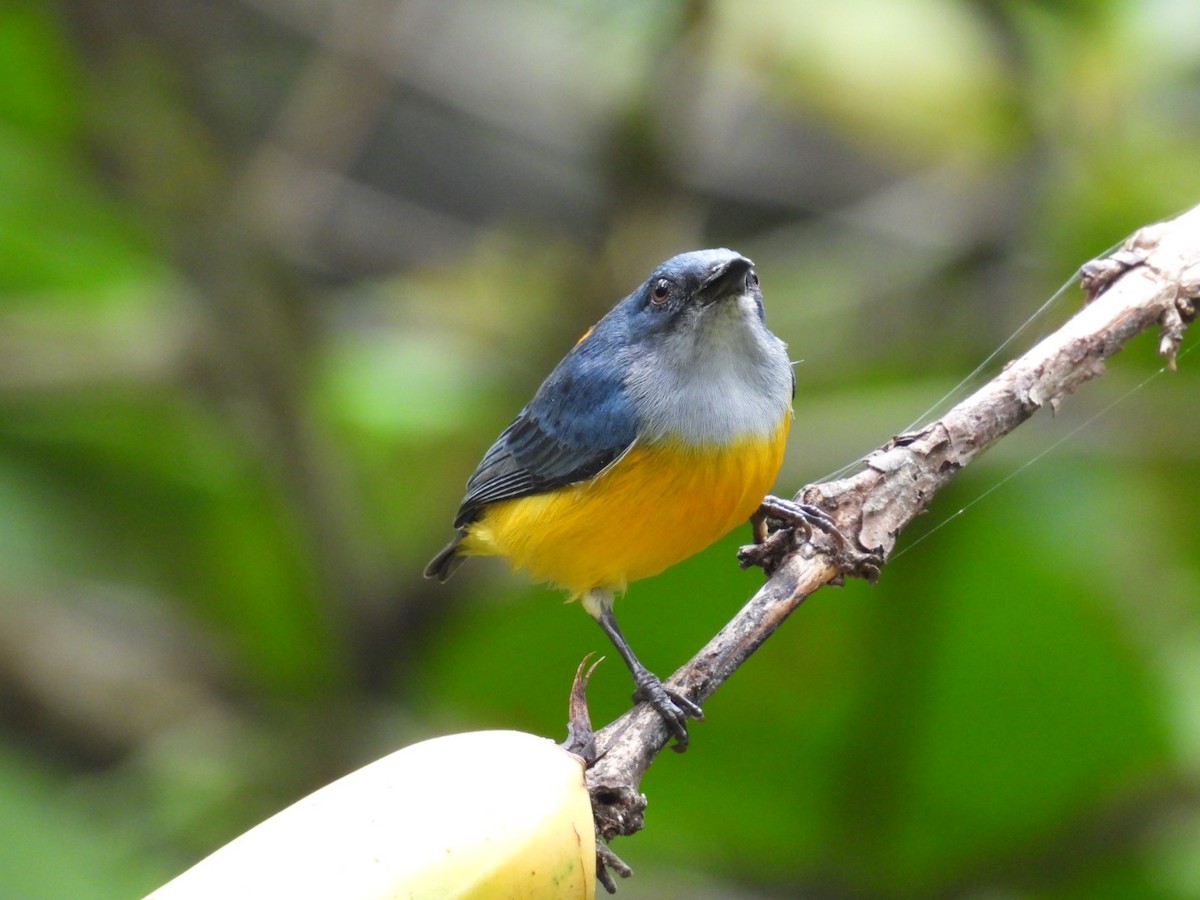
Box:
698, 255, 755, 305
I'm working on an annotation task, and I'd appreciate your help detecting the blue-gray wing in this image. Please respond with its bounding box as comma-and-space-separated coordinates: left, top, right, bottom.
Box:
452, 344, 637, 527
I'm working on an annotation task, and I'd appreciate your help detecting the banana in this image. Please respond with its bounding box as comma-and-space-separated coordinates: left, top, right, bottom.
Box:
146, 729, 596, 899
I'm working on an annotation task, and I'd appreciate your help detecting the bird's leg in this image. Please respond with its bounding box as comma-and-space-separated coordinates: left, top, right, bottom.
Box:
597, 607, 704, 752
583, 590, 702, 752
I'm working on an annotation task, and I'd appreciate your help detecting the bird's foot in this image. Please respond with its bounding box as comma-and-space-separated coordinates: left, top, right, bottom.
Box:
739, 494, 843, 574
756, 494, 843, 542
631, 670, 703, 753
739, 494, 882, 581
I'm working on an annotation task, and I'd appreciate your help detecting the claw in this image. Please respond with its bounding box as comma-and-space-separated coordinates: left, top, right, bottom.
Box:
592, 602, 703, 752
742, 494, 883, 581
741, 494, 845, 575
757, 494, 844, 544
632, 669, 703, 753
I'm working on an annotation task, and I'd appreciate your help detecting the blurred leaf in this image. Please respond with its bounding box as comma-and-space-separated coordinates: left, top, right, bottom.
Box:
0, 747, 167, 899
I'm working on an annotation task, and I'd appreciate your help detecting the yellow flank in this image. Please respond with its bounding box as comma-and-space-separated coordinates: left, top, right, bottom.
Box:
458, 417, 791, 595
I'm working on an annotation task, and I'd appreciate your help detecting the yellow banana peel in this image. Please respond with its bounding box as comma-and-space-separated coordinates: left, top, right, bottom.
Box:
146, 729, 596, 899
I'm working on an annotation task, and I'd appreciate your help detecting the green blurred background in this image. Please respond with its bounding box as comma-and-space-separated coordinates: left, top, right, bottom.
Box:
3, 0, 1200, 896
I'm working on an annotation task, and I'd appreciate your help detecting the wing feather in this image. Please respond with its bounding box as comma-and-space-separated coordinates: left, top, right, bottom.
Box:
452, 334, 637, 527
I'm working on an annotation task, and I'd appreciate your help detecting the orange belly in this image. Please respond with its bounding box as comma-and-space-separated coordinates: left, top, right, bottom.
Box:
458, 418, 791, 595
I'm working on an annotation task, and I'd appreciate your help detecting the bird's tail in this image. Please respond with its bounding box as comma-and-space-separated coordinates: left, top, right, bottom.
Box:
424, 530, 468, 582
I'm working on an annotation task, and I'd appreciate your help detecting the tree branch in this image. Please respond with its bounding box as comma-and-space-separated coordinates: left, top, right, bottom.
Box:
584, 202, 1200, 861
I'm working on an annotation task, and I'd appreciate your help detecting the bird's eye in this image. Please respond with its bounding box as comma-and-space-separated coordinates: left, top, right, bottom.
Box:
747, 271, 760, 288
650, 279, 671, 305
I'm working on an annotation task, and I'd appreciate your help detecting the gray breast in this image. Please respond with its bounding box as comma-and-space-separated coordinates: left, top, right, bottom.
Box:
624, 294, 793, 445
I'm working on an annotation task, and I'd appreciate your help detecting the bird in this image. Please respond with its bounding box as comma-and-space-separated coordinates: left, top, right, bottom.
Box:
425, 248, 796, 750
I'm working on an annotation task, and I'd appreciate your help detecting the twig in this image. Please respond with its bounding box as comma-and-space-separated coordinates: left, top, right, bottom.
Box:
585, 203, 1200, 860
